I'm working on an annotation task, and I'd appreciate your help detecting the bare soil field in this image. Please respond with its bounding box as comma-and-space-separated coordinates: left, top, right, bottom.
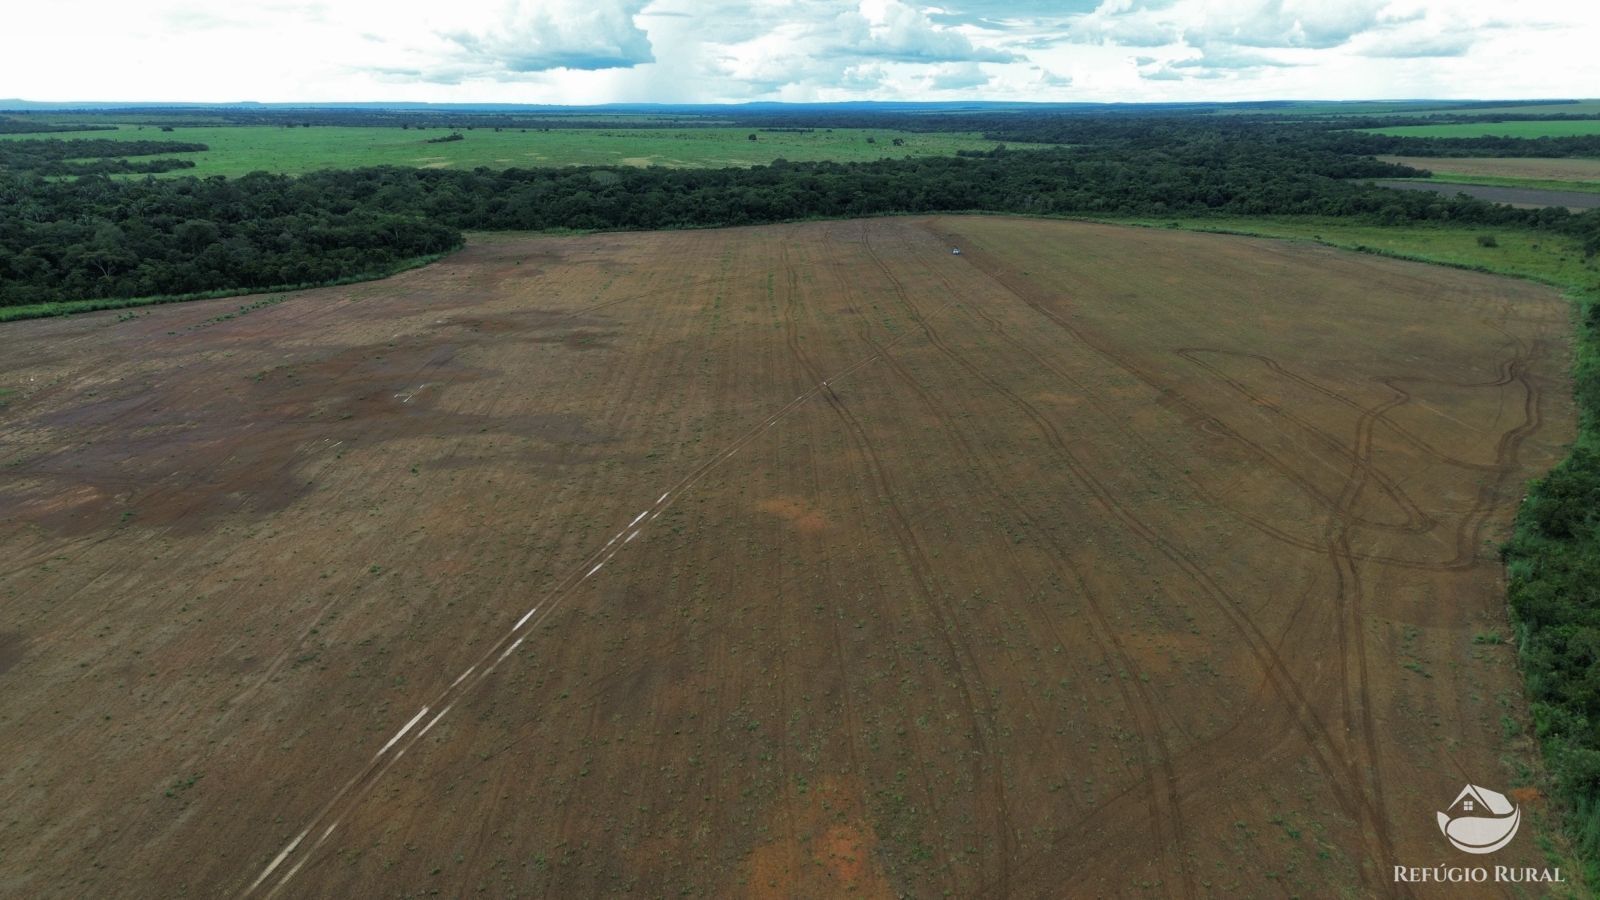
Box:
1374, 179, 1600, 211
0, 217, 1576, 897
1379, 156, 1600, 184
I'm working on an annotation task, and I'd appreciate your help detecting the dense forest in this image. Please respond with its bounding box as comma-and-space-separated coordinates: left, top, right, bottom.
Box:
0, 171, 458, 304
0, 117, 117, 135
0, 138, 206, 176
948, 114, 1600, 159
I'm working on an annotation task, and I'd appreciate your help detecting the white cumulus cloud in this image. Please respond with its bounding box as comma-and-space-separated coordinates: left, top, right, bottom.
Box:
440, 0, 654, 74
0, 0, 1597, 103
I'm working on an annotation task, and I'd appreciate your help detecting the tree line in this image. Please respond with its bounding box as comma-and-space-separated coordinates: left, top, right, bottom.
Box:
0, 117, 119, 135
0, 138, 206, 176
0, 171, 459, 305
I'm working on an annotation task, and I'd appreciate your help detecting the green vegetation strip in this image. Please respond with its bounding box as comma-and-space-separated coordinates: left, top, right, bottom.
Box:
1104, 214, 1600, 884
1365, 120, 1600, 139
0, 249, 457, 323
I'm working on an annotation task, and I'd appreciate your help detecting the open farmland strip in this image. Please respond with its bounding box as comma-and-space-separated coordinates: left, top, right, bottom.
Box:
247, 251, 923, 897
777, 244, 1015, 895
872, 220, 1433, 892
853, 286, 1199, 896
929, 228, 1416, 889
854, 221, 1218, 895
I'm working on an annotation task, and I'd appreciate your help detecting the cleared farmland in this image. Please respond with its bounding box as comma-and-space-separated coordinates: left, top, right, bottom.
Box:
1378, 155, 1600, 185
0, 217, 1576, 897
1372, 179, 1600, 211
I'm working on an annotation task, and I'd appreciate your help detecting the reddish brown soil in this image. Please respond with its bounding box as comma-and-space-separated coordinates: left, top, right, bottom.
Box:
0, 217, 1576, 897
1379, 156, 1600, 183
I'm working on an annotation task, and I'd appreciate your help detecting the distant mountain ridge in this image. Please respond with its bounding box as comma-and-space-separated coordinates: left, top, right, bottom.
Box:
0, 98, 1586, 114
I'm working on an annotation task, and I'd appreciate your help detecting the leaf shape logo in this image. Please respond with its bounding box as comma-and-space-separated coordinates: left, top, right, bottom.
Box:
1437, 784, 1520, 855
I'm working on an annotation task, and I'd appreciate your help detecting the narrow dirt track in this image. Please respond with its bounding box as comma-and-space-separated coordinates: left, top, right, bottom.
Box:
0, 217, 1575, 897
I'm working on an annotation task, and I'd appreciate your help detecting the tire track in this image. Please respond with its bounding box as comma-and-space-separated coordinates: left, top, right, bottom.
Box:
1189, 348, 1513, 473
778, 243, 1013, 895
919, 223, 1410, 893
848, 223, 1197, 897
923, 229, 1467, 575
1173, 349, 1434, 535
1321, 384, 1412, 894
244, 278, 906, 899
871, 334, 1194, 893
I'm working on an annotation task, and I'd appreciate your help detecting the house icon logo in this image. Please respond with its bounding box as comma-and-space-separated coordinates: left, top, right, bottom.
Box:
1437, 785, 1521, 854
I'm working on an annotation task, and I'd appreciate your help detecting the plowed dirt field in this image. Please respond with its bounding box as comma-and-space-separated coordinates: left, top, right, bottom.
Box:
0, 217, 1575, 897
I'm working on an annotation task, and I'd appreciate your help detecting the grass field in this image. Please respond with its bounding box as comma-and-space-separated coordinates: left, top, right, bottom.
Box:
0, 216, 1581, 896
1364, 120, 1600, 138
1101, 215, 1600, 287
1212, 99, 1600, 118
0, 124, 1027, 177
1348, 101, 1600, 118
1417, 101, 1600, 117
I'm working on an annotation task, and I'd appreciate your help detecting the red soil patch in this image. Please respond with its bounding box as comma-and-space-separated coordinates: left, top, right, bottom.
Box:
756, 496, 831, 533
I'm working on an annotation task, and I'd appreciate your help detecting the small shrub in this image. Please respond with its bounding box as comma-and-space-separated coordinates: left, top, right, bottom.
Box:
1477, 234, 1499, 248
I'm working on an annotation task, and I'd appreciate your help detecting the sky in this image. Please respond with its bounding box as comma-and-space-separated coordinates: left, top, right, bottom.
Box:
5, 0, 1598, 105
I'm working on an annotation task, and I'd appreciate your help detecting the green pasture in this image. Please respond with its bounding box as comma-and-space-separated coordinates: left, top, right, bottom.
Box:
0, 124, 1027, 177
1097, 215, 1597, 287
1364, 120, 1600, 138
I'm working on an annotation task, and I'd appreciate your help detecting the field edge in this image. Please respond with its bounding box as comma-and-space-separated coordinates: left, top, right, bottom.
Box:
0, 246, 463, 324
1092, 212, 1600, 889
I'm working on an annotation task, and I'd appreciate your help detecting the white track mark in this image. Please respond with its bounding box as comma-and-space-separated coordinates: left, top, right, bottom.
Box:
416, 704, 454, 739
272, 854, 312, 896
513, 606, 539, 631
254, 306, 901, 896
498, 636, 525, 662
374, 707, 430, 759
248, 827, 309, 893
